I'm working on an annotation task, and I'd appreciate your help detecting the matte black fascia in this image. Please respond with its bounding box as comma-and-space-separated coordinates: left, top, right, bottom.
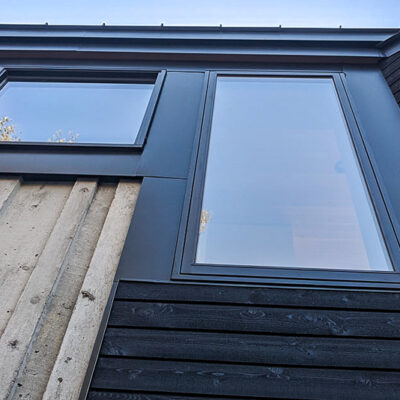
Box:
0, 24, 397, 41
379, 31, 400, 58
0, 25, 398, 63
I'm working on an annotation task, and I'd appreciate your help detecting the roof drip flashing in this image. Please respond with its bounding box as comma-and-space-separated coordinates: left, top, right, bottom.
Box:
0, 24, 398, 63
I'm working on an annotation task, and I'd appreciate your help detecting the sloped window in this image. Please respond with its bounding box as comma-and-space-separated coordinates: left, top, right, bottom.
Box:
195, 76, 392, 271
0, 70, 165, 147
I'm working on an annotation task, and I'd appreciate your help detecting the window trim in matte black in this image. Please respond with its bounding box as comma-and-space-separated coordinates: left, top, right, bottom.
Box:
172, 70, 400, 288
0, 67, 166, 150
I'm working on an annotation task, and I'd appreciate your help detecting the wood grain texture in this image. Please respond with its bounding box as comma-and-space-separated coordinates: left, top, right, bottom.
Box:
91, 357, 400, 400
87, 391, 273, 400
88, 282, 400, 399
0, 178, 20, 217
13, 184, 117, 400
0, 179, 96, 400
116, 281, 400, 311
44, 181, 141, 400
109, 301, 400, 338
0, 182, 72, 338
87, 391, 286, 400
101, 328, 400, 369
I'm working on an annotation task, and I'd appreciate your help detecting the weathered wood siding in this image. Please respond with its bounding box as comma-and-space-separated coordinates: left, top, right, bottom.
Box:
87, 281, 400, 399
0, 178, 140, 400
381, 51, 400, 106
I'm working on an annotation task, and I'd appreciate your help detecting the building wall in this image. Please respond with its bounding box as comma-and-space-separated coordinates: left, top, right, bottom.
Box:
87, 281, 400, 400
381, 51, 400, 106
0, 178, 140, 400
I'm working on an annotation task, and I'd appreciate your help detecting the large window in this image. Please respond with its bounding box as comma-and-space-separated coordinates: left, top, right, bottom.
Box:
175, 72, 400, 283
0, 69, 165, 148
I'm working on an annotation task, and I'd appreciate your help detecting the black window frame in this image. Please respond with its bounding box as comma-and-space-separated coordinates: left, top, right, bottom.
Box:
0, 67, 166, 150
172, 70, 400, 289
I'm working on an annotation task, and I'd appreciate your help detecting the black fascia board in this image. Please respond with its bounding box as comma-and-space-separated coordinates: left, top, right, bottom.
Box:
0, 24, 398, 63
379, 31, 400, 57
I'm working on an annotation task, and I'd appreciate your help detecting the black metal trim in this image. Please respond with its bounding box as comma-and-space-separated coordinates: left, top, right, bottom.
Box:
0, 67, 165, 151
0, 24, 397, 63
134, 70, 166, 147
172, 69, 400, 289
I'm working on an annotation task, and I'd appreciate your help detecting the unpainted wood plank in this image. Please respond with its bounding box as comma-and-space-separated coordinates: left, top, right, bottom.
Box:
0, 179, 97, 400
116, 281, 400, 311
0, 178, 20, 217
109, 301, 400, 338
101, 328, 400, 370
0, 182, 72, 338
43, 181, 141, 400
13, 184, 117, 400
91, 357, 400, 400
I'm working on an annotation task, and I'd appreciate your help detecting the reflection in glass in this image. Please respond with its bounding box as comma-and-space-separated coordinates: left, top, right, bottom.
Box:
0, 81, 154, 144
196, 76, 392, 271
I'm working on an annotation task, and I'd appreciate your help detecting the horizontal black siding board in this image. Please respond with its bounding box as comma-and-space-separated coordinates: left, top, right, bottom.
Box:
109, 301, 400, 338
87, 391, 283, 400
90, 358, 400, 400
390, 77, 400, 94
381, 51, 400, 106
385, 67, 400, 85
380, 51, 400, 69
87, 391, 294, 400
116, 281, 400, 311
381, 54, 400, 76
87, 282, 400, 399
100, 328, 400, 370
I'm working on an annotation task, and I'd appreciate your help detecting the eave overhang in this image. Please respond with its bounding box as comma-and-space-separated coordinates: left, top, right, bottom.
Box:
0, 24, 399, 63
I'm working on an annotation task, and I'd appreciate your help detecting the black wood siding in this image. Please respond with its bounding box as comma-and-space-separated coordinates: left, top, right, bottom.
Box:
381, 51, 400, 105
86, 281, 400, 399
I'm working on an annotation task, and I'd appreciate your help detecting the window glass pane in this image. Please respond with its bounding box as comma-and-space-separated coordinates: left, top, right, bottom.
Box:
0, 81, 154, 144
196, 76, 392, 271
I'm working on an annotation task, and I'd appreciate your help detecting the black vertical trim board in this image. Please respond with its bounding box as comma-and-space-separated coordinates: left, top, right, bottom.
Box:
134, 70, 166, 147
115, 177, 188, 281
85, 281, 400, 399
344, 66, 400, 246
381, 51, 400, 106
137, 71, 206, 179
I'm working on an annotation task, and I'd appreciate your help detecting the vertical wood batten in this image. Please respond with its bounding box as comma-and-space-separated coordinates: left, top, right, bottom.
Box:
12, 184, 117, 400
43, 181, 141, 400
0, 179, 97, 400
0, 182, 73, 338
0, 178, 20, 217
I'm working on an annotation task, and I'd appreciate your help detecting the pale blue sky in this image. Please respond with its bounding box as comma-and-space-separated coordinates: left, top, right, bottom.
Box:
0, 0, 399, 28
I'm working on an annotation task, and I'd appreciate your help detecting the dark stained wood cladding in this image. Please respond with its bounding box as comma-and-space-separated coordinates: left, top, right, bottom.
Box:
381, 51, 400, 105
87, 282, 400, 399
